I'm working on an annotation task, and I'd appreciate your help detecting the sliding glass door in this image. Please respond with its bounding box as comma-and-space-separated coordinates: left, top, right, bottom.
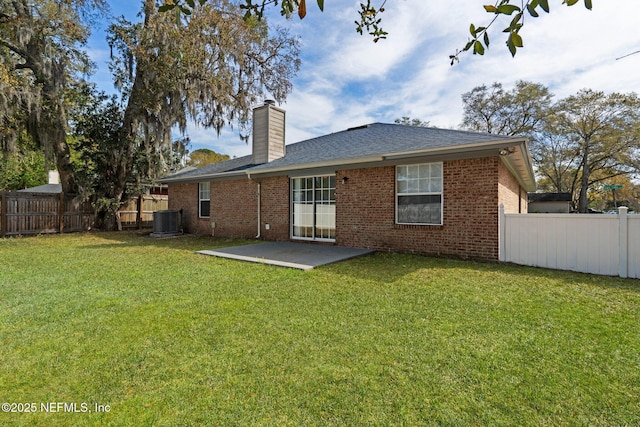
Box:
291, 176, 336, 241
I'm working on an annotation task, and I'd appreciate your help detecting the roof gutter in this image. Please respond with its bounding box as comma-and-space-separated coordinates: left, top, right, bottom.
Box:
246, 156, 385, 178
499, 142, 537, 193
161, 137, 534, 187
380, 137, 527, 161
159, 170, 248, 184
246, 138, 526, 177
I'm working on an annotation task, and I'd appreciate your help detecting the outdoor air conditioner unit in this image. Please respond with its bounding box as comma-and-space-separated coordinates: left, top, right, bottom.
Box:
152, 210, 180, 235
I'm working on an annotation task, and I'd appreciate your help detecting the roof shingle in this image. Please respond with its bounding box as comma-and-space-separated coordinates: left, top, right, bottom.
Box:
162, 123, 518, 182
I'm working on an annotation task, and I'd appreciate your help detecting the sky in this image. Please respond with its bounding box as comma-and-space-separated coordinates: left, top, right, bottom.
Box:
86, 0, 640, 159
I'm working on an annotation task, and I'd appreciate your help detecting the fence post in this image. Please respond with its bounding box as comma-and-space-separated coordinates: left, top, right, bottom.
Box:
499, 203, 506, 262
619, 206, 628, 278
59, 192, 65, 234
1, 192, 6, 238
136, 195, 143, 230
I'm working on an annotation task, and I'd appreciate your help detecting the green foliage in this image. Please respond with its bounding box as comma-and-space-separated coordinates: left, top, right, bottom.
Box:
355, 0, 388, 42
4, 0, 298, 229
452, 0, 594, 64
1, 232, 639, 425
69, 86, 188, 227
548, 89, 640, 212
460, 80, 552, 136
460, 82, 640, 212
109, 0, 299, 144
394, 117, 430, 127
0, 0, 109, 192
97, 0, 299, 229
68, 88, 126, 226
0, 151, 47, 191
0, 125, 47, 191
587, 175, 640, 211
187, 148, 230, 167
160, 0, 389, 42
158, 0, 599, 61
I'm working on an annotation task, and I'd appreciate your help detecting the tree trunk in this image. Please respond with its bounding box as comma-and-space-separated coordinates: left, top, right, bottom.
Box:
27, 49, 77, 194
50, 113, 76, 194
28, 98, 76, 194
578, 144, 591, 213
98, 63, 147, 231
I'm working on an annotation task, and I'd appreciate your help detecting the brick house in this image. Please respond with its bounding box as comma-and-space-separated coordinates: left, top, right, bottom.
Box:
161, 101, 536, 261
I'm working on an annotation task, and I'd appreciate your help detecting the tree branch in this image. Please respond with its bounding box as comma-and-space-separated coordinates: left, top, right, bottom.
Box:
588, 171, 632, 186
616, 50, 640, 61
0, 38, 27, 59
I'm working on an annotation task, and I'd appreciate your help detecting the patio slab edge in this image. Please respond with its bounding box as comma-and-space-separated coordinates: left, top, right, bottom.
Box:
198, 250, 317, 270
197, 242, 375, 270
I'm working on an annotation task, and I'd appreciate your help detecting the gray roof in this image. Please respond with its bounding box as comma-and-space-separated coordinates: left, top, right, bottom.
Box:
529, 192, 572, 202
250, 123, 517, 173
163, 123, 524, 181
164, 155, 255, 181
17, 183, 62, 193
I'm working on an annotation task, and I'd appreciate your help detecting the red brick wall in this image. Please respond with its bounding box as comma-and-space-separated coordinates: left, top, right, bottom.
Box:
210, 179, 258, 239
168, 156, 525, 260
336, 157, 503, 260
167, 183, 211, 235
257, 176, 290, 240
167, 178, 290, 239
498, 160, 527, 213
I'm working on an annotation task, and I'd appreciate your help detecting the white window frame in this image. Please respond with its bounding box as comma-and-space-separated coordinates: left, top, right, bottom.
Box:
290, 175, 336, 242
198, 182, 210, 218
395, 162, 443, 226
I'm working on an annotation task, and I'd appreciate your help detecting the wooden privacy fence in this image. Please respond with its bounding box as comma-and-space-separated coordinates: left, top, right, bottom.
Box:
0, 192, 94, 237
0, 192, 168, 237
118, 195, 168, 229
500, 205, 639, 279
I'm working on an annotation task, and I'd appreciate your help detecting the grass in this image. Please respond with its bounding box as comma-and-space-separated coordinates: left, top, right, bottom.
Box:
0, 232, 639, 426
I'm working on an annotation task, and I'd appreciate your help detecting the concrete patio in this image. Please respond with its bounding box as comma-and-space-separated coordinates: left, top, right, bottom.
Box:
198, 241, 375, 270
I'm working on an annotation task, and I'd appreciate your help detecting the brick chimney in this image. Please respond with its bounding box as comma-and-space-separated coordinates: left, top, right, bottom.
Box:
252, 100, 285, 164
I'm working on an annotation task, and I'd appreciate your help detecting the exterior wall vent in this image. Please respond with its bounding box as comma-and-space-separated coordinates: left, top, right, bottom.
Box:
347, 124, 370, 131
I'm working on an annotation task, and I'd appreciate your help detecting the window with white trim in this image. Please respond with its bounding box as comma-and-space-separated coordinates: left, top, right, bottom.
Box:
396, 163, 442, 225
198, 182, 210, 218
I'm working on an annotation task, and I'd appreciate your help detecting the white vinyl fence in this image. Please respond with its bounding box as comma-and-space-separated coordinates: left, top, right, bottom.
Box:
500, 206, 639, 279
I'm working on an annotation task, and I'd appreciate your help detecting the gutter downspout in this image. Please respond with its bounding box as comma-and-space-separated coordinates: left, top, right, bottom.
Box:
256, 181, 261, 239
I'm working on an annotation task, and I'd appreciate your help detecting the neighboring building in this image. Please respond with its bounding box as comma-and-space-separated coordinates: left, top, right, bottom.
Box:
161, 102, 536, 261
17, 170, 169, 196
528, 192, 572, 213
18, 170, 62, 193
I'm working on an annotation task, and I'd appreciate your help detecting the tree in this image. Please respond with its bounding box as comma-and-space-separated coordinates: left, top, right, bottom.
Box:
394, 117, 430, 127
0, 0, 108, 193
533, 130, 579, 195
161, 0, 389, 42
0, 151, 47, 191
460, 82, 640, 212
591, 175, 638, 211
460, 81, 553, 137
70, 86, 188, 227
187, 148, 230, 167
0, 129, 47, 191
70, 89, 126, 225
548, 89, 640, 213
101, 0, 300, 229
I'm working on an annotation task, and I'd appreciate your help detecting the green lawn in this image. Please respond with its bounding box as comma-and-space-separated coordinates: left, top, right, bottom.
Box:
1, 232, 639, 426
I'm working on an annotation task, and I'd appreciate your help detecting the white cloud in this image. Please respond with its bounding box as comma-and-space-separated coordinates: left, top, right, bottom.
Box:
89, 0, 640, 155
